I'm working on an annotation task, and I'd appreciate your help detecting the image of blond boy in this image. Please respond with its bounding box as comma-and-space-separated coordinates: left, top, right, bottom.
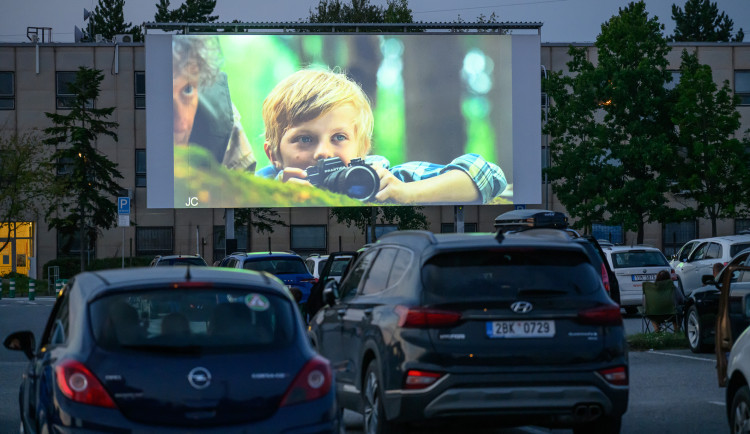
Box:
257, 68, 507, 204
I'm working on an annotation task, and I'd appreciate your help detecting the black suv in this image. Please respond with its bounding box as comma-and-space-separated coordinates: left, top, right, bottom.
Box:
309, 227, 628, 433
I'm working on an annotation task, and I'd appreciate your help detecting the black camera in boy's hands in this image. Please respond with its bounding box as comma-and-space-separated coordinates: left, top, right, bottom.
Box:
305, 157, 380, 201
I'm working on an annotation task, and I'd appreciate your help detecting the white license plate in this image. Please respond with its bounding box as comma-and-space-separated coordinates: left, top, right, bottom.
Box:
632, 274, 656, 282
486, 320, 555, 338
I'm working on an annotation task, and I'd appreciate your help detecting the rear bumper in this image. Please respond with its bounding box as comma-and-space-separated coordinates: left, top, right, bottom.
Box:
384, 369, 628, 428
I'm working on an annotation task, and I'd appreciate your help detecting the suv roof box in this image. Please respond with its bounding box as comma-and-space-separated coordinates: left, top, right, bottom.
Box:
494, 209, 569, 233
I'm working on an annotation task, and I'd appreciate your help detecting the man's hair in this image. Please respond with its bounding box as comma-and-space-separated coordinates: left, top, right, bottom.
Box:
262, 68, 374, 166
172, 35, 222, 87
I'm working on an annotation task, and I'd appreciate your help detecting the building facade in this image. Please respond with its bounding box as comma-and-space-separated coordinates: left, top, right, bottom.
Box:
1, 40, 749, 278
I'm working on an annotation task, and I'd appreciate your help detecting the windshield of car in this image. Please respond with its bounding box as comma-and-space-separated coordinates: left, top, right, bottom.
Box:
156, 257, 207, 266
731, 243, 750, 258
329, 257, 352, 277
242, 257, 307, 275
610, 251, 668, 268
89, 289, 295, 353
421, 248, 601, 304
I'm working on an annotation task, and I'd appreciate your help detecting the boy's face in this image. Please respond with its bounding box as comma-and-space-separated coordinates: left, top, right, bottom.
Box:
271, 104, 366, 170
173, 68, 199, 147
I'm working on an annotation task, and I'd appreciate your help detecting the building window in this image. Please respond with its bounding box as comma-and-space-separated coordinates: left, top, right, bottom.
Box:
56, 156, 74, 176
736, 219, 750, 234
291, 225, 326, 254
663, 221, 697, 257
366, 225, 398, 243
57, 231, 96, 258
213, 225, 248, 263
136, 227, 173, 256
56, 71, 93, 109
0, 72, 14, 110
592, 223, 624, 245
440, 223, 478, 233
135, 149, 146, 187
736, 71, 750, 106
135, 71, 145, 109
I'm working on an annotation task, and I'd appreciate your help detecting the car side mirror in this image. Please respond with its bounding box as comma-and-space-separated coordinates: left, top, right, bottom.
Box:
701, 274, 716, 286
323, 280, 339, 307
4, 331, 36, 360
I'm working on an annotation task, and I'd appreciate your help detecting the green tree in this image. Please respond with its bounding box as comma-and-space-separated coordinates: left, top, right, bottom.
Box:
544, 1, 675, 243
234, 208, 288, 249
670, 50, 750, 236
331, 206, 428, 244
0, 132, 53, 271
44, 67, 124, 272
670, 0, 744, 42
308, 0, 413, 29
154, 0, 218, 23
85, 0, 143, 42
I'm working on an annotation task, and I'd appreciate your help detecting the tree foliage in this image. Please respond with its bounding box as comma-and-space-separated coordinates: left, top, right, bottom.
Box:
544, 1, 675, 243
234, 208, 288, 249
670, 0, 744, 42
85, 0, 143, 42
670, 50, 750, 236
154, 0, 218, 23
331, 206, 428, 243
44, 67, 124, 272
0, 132, 53, 261
308, 0, 413, 28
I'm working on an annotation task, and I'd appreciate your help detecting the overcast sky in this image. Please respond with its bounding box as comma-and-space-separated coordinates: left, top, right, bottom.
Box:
0, 0, 748, 43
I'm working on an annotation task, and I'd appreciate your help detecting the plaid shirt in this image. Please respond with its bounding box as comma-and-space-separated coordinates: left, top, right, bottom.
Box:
257, 153, 507, 203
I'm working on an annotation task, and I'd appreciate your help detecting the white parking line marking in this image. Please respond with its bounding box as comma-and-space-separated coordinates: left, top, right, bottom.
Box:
647, 350, 714, 362
709, 401, 725, 406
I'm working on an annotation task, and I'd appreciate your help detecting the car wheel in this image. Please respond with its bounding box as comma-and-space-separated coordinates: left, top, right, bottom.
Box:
624, 306, 637, 316
731, 385, 750, 434
363, 363, 402, 434
686, 306, 710, 353
573, 415, 622, 434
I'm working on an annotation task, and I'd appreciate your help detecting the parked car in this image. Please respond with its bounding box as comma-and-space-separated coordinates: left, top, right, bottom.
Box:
219, 252, 317, 303
673, 235, 750, 294
683, 248, 750, 353
309, 228, 628, 433
305, 254, 329, 279
2, 267, 338, 433
725, 324, 750, 433
668, 239, 701, 270
149, 254, 208, 267
602, 245, 674, 315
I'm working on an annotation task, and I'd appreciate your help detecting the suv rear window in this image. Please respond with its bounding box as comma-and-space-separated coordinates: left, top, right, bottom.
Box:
243, 258, 307, 274
156, 257, 207, 266
731, 243, 750, 258
610, 251, 668, 268
90, 289, 295, 353
421, 248, 600, 304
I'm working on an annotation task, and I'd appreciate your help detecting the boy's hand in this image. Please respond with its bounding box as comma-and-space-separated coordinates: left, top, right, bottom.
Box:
276, 167, 313, 186
373, 166, 411, 203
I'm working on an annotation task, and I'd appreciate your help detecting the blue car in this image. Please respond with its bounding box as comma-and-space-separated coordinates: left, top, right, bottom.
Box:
3, 267, 338, 433
219, 252, 318, 303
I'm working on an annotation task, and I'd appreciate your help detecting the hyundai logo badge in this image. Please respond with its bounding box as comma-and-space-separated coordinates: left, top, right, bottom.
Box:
510, 301, 533, 313
188, 367, 212, 390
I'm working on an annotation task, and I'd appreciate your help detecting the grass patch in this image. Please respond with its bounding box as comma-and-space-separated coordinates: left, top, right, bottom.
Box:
627, 331, 689, 351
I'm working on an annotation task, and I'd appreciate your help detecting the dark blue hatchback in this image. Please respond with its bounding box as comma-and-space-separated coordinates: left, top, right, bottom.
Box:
3, 267, 338, 433
219, 252, 318, 303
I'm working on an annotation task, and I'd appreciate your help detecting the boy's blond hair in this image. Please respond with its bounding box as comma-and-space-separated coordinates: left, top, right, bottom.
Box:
262, 68, 374, 166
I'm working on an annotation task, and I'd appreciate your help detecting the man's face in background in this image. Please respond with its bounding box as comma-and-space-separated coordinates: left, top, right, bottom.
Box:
173, 63, 200, 147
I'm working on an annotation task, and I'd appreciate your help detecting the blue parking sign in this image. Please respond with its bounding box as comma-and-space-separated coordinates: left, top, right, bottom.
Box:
118, 197, 130, 214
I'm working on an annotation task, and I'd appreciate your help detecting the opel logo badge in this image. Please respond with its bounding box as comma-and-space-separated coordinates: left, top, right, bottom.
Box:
188, 367, 212, 390
511, 301, 533, 313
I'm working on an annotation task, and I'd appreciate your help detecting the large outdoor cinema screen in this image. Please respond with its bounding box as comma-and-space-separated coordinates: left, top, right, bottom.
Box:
146, 33, 541, 208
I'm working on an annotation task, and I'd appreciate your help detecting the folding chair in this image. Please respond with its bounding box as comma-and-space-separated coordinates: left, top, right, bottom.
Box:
638, 280, 679, 333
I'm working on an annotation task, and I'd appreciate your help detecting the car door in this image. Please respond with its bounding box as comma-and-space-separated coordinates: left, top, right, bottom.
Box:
681, 242, 710, 291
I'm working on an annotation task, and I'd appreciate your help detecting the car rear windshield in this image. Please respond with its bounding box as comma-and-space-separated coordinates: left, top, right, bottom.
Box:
731, 243, 750, 258
421, 248, 601, 304
610, 250, 668, 269
156, 257, 207, 266
243, 258, 307, 274
329, 257, 352, 276
89, 289, 295, 353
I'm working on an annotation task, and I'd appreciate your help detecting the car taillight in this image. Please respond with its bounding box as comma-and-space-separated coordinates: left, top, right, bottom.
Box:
280, 356, 332, 407
600, 263, 610, 293
300, 278, 318, 284
171, 281, 213, 289
394, 306, 462, 328
404, 370, 443, 390
598, 366, 628, 386
55, 360, 116, 408
577, 304, 622, 326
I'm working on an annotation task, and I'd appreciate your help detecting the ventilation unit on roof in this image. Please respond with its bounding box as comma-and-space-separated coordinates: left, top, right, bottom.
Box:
114, 34, 132, 43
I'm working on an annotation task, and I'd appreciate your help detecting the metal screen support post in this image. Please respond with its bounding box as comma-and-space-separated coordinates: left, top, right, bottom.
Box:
455, 205, 464, 233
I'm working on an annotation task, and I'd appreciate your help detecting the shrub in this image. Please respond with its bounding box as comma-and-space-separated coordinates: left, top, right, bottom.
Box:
627, 331, 688, 351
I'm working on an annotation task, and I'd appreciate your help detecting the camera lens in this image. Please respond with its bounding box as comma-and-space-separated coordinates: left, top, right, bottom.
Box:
325, 165, 379, 201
